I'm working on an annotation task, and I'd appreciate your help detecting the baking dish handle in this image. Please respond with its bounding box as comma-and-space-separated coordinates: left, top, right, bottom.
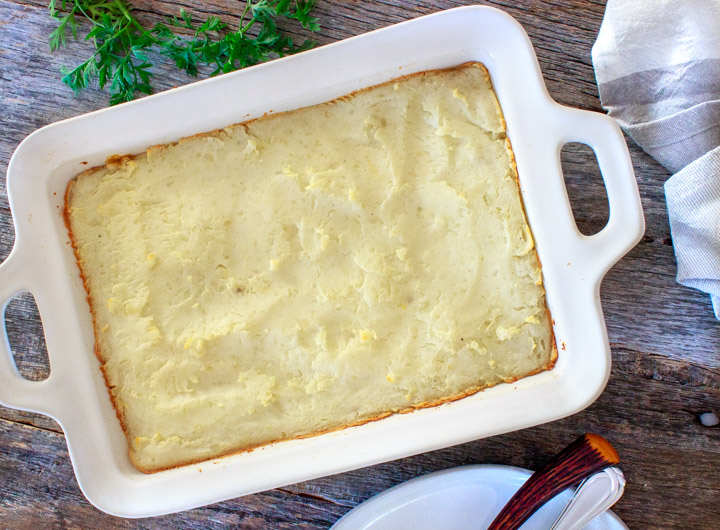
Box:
0, 248, 59, 416
559, 107, 645, 276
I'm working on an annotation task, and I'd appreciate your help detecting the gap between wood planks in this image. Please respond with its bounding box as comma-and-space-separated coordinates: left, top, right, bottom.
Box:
275, 487, 355, 509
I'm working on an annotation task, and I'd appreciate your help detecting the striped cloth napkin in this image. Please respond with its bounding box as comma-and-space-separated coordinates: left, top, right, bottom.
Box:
592, 0, 720, 319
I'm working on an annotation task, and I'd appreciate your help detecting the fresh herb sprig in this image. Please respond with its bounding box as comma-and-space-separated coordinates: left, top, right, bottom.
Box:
48, 0, 319, 105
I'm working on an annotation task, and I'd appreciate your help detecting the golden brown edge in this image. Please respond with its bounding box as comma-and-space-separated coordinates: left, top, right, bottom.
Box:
63, 61, 558, 474
498, 87, 559, 372
140, 367, 553, 474
63, 181, 128, 435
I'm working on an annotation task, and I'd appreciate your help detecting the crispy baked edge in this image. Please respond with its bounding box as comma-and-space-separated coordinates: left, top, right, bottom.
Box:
63, 61, 558, 474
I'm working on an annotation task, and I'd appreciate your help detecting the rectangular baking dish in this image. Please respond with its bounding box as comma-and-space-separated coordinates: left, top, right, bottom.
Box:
0, 6, 644, 517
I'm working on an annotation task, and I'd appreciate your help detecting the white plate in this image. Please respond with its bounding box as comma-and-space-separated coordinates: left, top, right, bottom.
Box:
0, 5, 644, 517
332, 465, 628, 530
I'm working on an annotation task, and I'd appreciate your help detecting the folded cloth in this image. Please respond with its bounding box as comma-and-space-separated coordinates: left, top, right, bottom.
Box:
665, 148, 720, 317
592, 0, 720, 319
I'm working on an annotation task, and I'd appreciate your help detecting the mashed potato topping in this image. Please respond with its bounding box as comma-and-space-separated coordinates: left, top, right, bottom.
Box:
65, 63, 555, 472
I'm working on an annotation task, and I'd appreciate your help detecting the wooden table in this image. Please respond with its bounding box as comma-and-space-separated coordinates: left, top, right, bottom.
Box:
1, 1, 718, 527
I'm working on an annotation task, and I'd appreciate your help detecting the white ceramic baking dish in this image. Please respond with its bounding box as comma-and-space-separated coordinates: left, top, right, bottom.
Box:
0, 6, 644, 517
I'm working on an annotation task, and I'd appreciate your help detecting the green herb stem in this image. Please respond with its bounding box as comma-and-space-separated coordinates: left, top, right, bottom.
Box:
47, 0, 319, 105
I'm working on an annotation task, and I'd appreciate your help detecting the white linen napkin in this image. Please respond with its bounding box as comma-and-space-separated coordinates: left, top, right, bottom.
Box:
592, 0, 720, 319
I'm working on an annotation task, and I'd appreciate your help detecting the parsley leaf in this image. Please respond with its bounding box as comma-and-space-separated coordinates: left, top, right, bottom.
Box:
47, 1, 320, 105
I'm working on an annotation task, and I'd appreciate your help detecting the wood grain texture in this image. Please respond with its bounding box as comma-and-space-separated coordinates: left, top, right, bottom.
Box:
1, 0, 719, 528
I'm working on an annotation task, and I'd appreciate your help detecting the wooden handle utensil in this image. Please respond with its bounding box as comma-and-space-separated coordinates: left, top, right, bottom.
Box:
487, 433, 620, 530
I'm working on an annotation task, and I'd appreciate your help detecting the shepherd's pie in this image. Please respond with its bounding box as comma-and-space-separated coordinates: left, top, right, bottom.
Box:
64, 62, 556, 472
